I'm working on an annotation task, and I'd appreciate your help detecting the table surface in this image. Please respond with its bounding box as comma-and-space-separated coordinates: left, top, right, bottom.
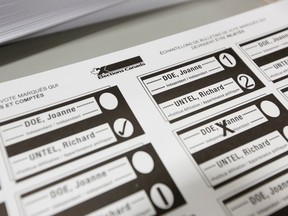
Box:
0, 0, 270, 83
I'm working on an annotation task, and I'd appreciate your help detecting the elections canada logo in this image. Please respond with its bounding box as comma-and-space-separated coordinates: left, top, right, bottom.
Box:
91, 56, 145, 79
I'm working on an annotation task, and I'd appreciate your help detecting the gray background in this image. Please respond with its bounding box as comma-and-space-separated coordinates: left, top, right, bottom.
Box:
0, 0, 270, 83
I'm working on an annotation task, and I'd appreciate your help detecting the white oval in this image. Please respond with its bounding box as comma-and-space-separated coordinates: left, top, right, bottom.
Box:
283, 126, 288, 140
99, 92, 118, 110
132, 151, 154, 174
260, 100, 280, 118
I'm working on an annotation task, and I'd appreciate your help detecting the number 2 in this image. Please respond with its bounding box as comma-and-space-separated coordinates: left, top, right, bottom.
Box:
237, 74, 255, 89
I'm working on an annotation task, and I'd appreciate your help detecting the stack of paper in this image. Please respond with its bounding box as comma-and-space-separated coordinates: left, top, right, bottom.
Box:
0, 0, 193, 45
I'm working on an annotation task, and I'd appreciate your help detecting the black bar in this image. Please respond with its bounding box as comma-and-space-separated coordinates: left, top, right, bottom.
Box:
271, 205, 288, 216
253, 46, 288, 67
0, 203, 8, 216
282, 86, 288, 93
105, 56, 143, 72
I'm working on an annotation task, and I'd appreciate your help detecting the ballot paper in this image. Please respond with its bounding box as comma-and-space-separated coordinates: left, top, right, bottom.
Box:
0, 0, 193, 45
0, 1, 288, 215
30, 0, 195, 39
0, 0, 128, 45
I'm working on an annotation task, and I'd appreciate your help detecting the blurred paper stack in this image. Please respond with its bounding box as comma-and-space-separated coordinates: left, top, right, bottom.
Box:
0, 0, 193, 45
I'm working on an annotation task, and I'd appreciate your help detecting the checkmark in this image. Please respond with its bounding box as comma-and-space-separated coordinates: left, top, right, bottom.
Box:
118, 120, 128, 136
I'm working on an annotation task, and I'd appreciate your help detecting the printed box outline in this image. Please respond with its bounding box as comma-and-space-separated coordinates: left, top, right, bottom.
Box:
0, 86, 144, 182
278, 84, 288, 102
139, 48, 265, 123
219, 166, 288, 216
175, 94, 288, 189
18, 143, 186, 216
238, 26, 288, 83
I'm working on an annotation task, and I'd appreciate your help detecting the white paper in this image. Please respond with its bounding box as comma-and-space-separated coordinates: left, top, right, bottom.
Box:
0, 1, 288, 215
1, 0, 194, 44
0, 0, 128, 44
31, 0, 194, 39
